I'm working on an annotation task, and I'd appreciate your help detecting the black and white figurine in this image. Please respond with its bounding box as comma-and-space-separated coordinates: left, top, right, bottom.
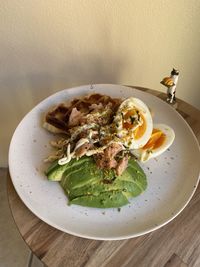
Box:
160, 68, 179, 104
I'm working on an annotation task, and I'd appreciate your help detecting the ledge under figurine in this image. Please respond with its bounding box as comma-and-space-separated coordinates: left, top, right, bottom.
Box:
161, 68, 179, 104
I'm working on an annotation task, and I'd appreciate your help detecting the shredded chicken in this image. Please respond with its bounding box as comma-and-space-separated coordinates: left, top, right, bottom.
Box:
104, 143, 123, 159
95, 153, 118, 169
94, 143, 123, 171
68, 107, 84, 127
75, 143, 92, 158
116, 155, 129, 176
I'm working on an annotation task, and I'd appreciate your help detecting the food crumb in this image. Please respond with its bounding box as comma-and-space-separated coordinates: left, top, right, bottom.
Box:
33, 139, 37, 143
102, 212, 105, 215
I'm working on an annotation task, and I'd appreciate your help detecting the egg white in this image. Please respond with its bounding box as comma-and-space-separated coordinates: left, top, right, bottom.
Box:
131, 123, 175, 162
114, 97, 153, 149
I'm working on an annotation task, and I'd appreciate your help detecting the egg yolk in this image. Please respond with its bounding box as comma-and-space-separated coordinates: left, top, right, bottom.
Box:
123, 110, 137, 129
122, 110, 147, 139
134, 114, 146, 140
142, 129, 166, 150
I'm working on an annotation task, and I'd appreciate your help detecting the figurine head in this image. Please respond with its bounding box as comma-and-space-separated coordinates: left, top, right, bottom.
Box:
171, 68, 179, 76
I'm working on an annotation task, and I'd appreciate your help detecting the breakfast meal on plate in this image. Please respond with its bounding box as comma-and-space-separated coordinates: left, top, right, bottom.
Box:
43, 93, 175, 208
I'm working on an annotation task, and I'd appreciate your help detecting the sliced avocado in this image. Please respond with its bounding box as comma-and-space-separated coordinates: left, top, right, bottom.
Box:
47, 163, 67, 181
45, 155, 147, 208
68, 179, 143, 200
45, 160, 60, 176
69, 191, 129, 208
46, 157, 91, 181
120, 158, 147, 191
60, 160, 104, 190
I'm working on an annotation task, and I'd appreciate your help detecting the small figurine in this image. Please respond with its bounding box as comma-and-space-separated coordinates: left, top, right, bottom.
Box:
160, 68, 179, 104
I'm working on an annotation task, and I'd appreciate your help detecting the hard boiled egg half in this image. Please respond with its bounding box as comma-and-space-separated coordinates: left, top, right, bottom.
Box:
131, 124, 175, 162
114, 97, 153, 149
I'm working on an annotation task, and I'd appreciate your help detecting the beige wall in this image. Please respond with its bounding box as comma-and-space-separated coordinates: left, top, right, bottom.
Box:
0, 1, 200, 166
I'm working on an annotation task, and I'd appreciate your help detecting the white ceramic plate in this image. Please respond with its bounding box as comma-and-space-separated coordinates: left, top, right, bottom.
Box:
9, 84, 200, 240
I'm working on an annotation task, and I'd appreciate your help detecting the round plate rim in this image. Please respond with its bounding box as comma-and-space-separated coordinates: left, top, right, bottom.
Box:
8, 84, 200, 240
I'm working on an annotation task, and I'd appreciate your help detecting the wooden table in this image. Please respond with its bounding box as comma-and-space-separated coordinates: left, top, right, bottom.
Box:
7, 87, 200, 267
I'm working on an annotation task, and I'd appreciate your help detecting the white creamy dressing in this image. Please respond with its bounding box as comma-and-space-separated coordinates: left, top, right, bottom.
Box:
58, 143, 73, 165
58, 138, 90, 165
58, 138, 124, 165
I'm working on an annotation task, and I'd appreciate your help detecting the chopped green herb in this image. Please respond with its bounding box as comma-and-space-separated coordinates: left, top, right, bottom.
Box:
128, 140, 132, 146
130, 116, 135, 124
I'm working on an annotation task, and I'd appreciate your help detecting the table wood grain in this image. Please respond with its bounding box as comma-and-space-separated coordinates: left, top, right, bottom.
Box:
7, 87, 200, 267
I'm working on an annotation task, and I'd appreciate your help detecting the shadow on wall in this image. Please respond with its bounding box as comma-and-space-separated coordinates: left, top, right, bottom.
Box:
0, 17, 128, 108
0, 34, 128, 165
0, 53, 126, 108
